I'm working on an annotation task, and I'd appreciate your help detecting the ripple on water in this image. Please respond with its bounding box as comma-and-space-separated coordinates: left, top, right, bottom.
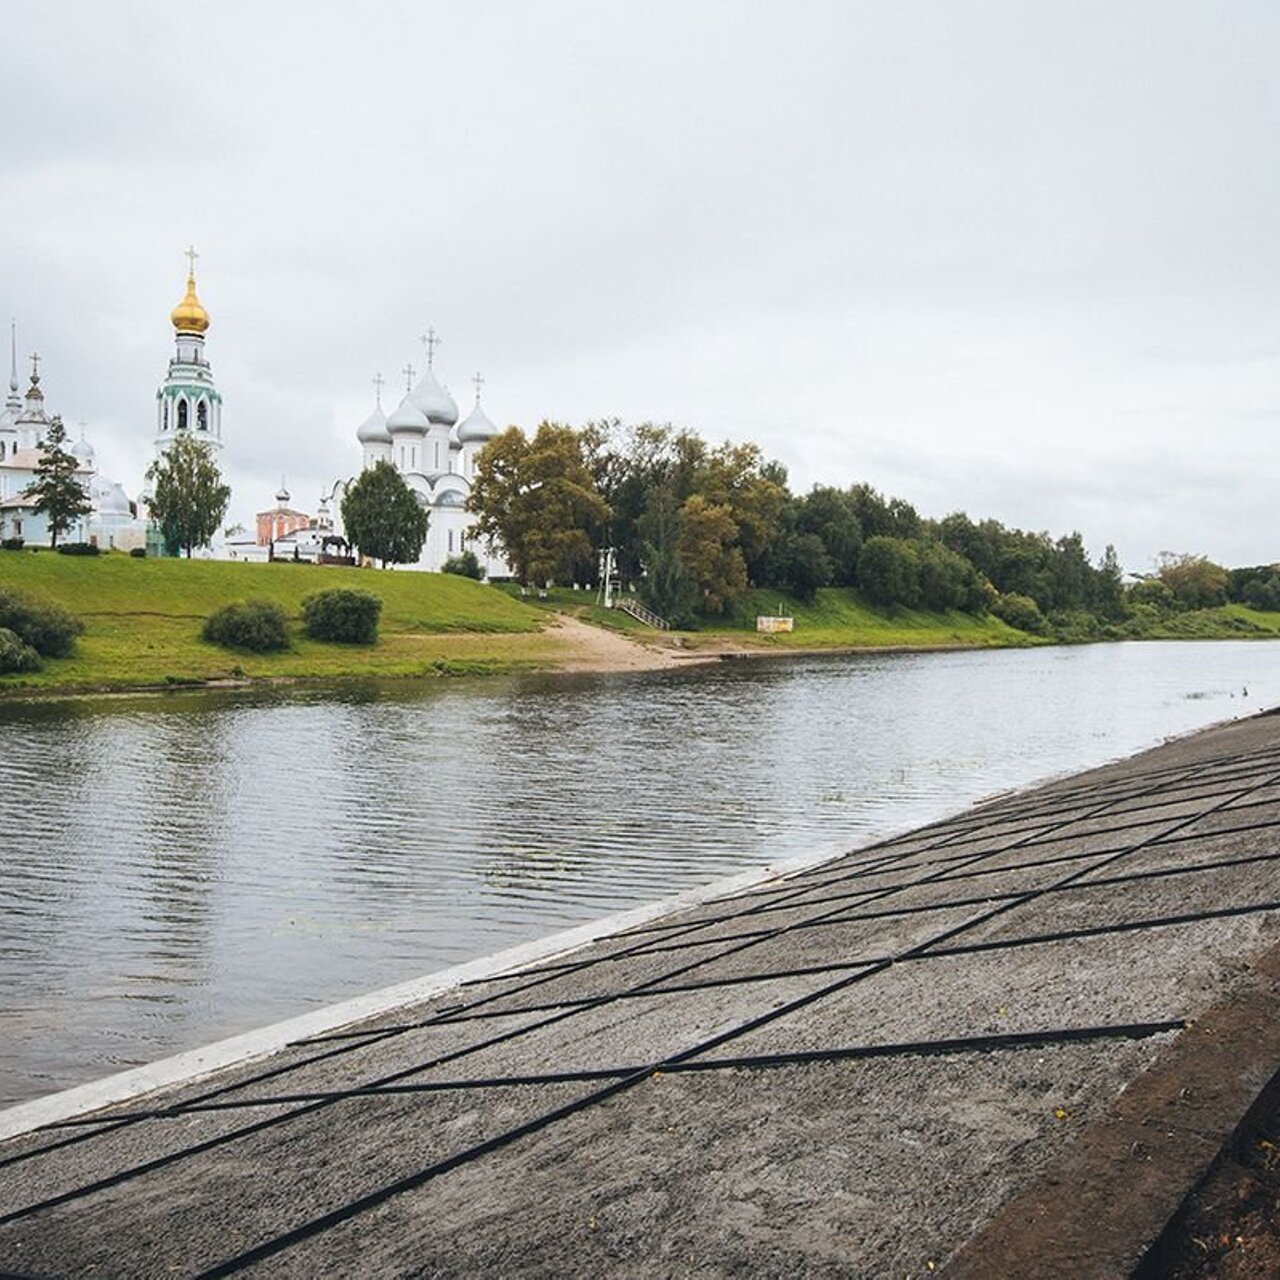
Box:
1, 639, 1279, 1104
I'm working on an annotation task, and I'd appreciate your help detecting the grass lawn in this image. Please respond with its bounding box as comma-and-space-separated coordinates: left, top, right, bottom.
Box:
0, 553, 555, 691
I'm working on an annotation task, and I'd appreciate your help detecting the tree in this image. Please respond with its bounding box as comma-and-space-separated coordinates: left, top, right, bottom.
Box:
637, 480, 697, 625
796, 487, 862, 586
858, 536, 921, 607
340, 460, 429, 567
695, 441, 788, 582
1155, 552, 1229, 610
466, 423, 609, 584
145, 432, 231, 558
677, 494, 746, 613
24, 416, 90, 548
916, 539, 980, 612
781, 532, 834, 602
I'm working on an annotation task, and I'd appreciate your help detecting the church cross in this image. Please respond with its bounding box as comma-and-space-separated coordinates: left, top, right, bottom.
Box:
420, 326, 442, 370
472, 371, 485, 401
29, 351, 40, 381
403, 363, 415, 393
372, 371, 385, 404
185, 245, 200, 277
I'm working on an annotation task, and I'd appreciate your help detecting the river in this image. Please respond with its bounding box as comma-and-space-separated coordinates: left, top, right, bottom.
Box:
2, 639, 1279, 1107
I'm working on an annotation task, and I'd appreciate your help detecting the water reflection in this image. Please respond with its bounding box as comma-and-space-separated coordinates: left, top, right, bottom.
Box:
1, 640, 1278, 1104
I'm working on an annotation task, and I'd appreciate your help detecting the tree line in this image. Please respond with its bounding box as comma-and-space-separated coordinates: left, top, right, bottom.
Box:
464, 419, 1156, 633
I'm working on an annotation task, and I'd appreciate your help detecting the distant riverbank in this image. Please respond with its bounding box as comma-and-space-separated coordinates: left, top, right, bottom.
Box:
1, 552, 1278, 697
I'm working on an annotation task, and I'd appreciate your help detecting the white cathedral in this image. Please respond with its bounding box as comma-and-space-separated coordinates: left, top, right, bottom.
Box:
0, 254, 222, 552
1, 252, 513, 573
0, 337, 141, 549
343, 330, 508, 576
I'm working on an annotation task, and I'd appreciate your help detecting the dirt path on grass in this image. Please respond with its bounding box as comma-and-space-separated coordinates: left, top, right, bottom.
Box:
541, 614, 712, 673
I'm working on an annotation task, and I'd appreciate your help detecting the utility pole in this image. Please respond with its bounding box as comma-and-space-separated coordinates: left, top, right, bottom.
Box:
598, 546, 617, 608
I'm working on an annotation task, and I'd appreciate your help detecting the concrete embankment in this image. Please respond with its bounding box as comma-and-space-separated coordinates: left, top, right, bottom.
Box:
3, 712, 1280, 1277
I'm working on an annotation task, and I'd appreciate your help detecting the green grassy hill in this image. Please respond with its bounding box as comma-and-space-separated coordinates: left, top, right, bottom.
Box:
706, 587, 1028, 649
0, 553, 550, 691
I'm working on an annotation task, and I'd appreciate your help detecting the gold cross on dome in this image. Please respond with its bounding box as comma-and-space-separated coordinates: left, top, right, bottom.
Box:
184, 245, 199, 277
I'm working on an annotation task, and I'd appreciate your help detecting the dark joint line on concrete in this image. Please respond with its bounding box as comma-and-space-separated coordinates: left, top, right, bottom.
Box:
45, 1020, 1188, 1125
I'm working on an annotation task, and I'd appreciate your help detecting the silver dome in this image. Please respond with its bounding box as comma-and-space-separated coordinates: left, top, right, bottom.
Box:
356, 405, 391, 444
455, 400, 501, 445
410, 367, 458, 427
386, 393, 429, 435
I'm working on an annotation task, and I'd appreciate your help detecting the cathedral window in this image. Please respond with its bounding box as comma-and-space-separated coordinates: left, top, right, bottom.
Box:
197, 400, 208, 431
448, 529, 454, 553
411, 446, 417, 471
0, 442, 5, 460
177, 400, 188, 431
434, 441, 441, 470
163, 401, 169, 431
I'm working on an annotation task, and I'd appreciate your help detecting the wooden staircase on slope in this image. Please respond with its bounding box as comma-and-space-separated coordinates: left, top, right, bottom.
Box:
612, 597, 670, 630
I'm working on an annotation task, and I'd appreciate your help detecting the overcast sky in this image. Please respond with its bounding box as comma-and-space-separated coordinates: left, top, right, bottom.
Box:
1, 1, 1276, 570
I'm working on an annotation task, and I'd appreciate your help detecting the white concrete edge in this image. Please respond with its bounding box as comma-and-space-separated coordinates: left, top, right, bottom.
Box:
0, 848, 840, 1143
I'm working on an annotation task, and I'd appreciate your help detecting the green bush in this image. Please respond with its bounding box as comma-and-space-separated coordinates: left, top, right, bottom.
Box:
129, 547, 147, 559
0, 626, 41, 674
56, 542, 100, 556
301, 588, 382, 644
441, 550, 484, 580
0, 588, 84, 657
0, 538, 24, 551
991, 591, 1048, 635
202, 599, 290, 652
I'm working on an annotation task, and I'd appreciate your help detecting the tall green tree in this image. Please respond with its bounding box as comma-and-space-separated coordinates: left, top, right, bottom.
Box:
637, 480, 696, 625
677, 494, 746, 613
145, 432, 231, 558
24, 416, 90, 548
467, 423, 609, 584
340, 460, 429, 567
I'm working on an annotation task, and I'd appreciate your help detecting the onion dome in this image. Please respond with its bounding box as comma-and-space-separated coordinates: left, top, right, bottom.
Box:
275, 482, 291, 506
171, 271, 210, 334
89, 476, 130, 516
386, 392, 429, 435
409, 366, 458, 427
70, 431, 95, 466
356, 402, 390, 445
456, 399, 500, 445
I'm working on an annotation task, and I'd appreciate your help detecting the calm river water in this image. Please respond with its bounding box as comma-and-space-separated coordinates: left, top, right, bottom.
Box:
2, 640, 1279, 1106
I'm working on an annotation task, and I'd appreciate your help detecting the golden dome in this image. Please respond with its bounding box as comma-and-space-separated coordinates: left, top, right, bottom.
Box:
171, 273, 210, 334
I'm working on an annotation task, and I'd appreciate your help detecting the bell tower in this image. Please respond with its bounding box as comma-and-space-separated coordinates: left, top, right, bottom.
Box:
154, 246, 223, 458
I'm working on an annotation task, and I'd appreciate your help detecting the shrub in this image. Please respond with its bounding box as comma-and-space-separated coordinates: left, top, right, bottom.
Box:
1, 537, 24, 551
129, 547, 147, 559
0, 588, 84, 656
441, 550, 484, 580
991, 592, 1048, 635
201, 599, 289, 652
56, 542, 100, 556
0, 627, 41, 674
301, 588, 382, 644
